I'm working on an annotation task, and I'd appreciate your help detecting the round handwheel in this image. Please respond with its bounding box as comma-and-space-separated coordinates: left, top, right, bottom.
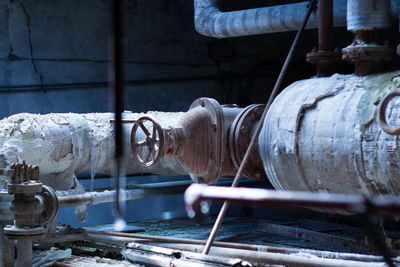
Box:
378, 89, 400, 136
130, 115, 164, 167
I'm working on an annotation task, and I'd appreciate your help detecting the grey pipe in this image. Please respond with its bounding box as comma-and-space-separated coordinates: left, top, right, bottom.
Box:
347, 0, 391, 31
194, 0, 400, 38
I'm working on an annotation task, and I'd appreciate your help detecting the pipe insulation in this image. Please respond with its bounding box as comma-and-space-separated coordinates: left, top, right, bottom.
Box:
194, 0, 400, 38
259, 70, 400, 196
347, 0, 391, 31
0, 112, 187, 191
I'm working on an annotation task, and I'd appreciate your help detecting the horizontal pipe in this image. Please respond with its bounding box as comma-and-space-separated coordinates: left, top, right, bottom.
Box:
194, 0, 400, 38
58, 181, 190, 208
184, 184, 400, 217
58, 179, 264, 208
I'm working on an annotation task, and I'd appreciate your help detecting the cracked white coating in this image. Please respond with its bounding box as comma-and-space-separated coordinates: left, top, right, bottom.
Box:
0, 111, 187, 191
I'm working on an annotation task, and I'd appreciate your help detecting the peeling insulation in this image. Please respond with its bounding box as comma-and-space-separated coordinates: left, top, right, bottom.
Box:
259, 71, 400, 196
0, 112, 187, 190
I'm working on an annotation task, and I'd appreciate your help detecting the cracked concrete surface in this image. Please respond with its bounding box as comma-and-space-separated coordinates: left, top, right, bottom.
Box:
0, 0, 223, 116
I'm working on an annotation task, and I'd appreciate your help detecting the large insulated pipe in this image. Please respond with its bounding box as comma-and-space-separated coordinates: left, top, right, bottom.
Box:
259, 70, 400, 196
0, 112, 187, 191
194, 0, 400, 38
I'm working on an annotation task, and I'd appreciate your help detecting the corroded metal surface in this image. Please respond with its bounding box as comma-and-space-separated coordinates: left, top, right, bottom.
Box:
306, 0, 341, 77
229, 104, 267, 180
129, 115, 164, 167
259, 71, 400, 196
166, 98, 242, 184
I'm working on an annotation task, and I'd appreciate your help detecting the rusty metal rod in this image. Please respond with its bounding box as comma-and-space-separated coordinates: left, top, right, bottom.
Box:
185, 184, 400, 217
201, 0, 318, 255
318, 0, 333, 52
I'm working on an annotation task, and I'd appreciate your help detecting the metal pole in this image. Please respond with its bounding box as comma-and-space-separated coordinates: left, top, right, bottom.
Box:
0, 226, 13, 267
15, 240, 32, 267
110, 0, 125, 218
202, 0, 318, 255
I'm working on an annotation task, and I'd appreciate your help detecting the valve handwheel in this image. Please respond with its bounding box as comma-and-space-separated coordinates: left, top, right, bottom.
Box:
130, 115, 164, 167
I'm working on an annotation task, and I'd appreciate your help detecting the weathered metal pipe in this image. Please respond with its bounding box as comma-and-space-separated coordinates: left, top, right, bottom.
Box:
194, 0, 400, 38
259, 71, 400, 196
58, 180, 191, 208
306, 0, 341, 77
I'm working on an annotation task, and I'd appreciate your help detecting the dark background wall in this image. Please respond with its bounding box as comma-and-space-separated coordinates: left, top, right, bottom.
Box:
0, 0, 359, 117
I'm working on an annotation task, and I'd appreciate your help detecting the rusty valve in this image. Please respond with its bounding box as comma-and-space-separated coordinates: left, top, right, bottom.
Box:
130, 115, 164, 167
378, 89, 400, 136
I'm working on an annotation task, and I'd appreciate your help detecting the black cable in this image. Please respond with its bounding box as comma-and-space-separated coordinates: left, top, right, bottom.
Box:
110, 0, 124, 218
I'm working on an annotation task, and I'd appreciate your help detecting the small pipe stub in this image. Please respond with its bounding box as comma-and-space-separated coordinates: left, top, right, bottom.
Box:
306, 48, 342, 77
342, 31, 393, 76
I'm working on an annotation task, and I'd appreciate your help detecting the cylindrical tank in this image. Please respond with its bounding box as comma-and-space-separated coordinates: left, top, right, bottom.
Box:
259, 71, 400, 196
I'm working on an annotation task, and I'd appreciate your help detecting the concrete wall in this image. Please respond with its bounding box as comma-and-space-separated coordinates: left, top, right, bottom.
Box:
0, 0, 226, 116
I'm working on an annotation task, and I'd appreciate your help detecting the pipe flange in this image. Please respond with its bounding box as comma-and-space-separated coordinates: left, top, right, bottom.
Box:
36, 185, 58, 226
306, 47, 342, 64
3, 225, 46, 239
342, 41, 393, 76
342, 42, 393, 62
7, 181, 42, 195
229, 104, 267, 181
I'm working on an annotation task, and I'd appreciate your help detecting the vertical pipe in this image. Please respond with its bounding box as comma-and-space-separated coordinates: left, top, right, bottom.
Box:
318, 0, 333, 52
347, 0, 391, 31
15, 240, 32, 267
0, 226, 14, 267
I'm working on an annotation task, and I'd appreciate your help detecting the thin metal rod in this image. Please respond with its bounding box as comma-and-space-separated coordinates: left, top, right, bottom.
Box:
201, 0, 318, 255
110, 0, 124, 218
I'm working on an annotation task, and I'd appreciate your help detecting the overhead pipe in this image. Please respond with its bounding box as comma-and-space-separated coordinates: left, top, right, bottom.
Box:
194, 0, 400, 38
